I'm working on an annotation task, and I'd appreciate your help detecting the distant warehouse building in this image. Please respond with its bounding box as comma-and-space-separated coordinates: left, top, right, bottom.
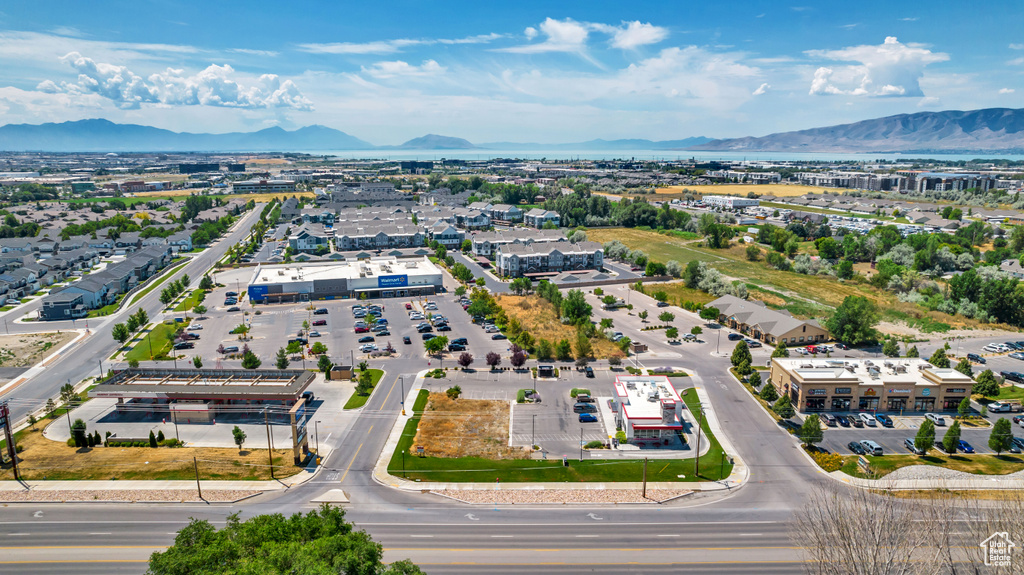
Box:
247, 257, 442, 303
702, 196, 760, 210
232, 179, 297, 194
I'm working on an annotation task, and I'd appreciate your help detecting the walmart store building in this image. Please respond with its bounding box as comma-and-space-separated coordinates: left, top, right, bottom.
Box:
247, 257, 443, 303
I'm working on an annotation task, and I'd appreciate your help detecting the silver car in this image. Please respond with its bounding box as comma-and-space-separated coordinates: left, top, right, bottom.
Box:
925, 413, 945, 426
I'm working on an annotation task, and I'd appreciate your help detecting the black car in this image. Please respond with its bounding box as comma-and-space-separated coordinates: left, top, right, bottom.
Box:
835, 415, 850, 427
436, 325, 452, 332
377, 330, 391, 336
227, 306, 241, 312
358, 336, 375, 343
225, 291, 238, 297
417, 325, 433, 333
451, 338, 468, 346
656, 301, 669, 307
448, 343, 466, 352
847, 441, 866, 455
422, 333, 436, 341
834, 343, 849, 350
727, 333, 743, 341
403, 336, 411, 344
967, 353, 986, 364
491, 333, 507, 340
173, 341, 194, 350
585, 366, 594, 378
314, 308, 329, 315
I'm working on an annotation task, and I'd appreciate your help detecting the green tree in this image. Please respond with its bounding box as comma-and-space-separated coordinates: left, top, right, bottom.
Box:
460, 238, 472, 252
772, 395, 795, 419
275, 348, 289, 369
759, 382, 779, 402
749, 370, 762, 388
356, 370, 374, 395
665, 327, 679, 340
954, 358, 973, 378
241, 350, 261, 369
192, 356, 203, 369
835, 260, 854, 280
798, 415, 824, 447
906, 345, 920, 358
600, 318, 613, 330
134, 308, 149, 326
536, 338, 554, 360
731, 340, 752, 367
285, 341, 302, 354
915, 419, 935, 455
973, 369, 1000, 397
699, 306, 719, 324
958, 396, 972, 418
574, 330, 593, 359
318, 354, 332, 373
112, 323, 130, 344
882, 338, 900, 358
561, 289, 592, 324
424, 336, 448, 356
825, 296, 879, 346
691, 326, 703, 336
149, 430, 158, 448
199, 274, 214, 290
555, 339, 573, 361
772, 342, 790, 358
60, 382, 78, 410
942, 420, 962, 454
193, 304, 207, 317
126, 315, 140, 332
159, 288, 172, 306
746, 244, 760, 261
71, 418, 88, 448
446, 385, 463, 399
454, 286, 466, 297
658, 311, 675, 324
181, 274, 190, 288
128, 359, 140, 368
232, 426, 246, 452
638, 310, 648, 323
990, 417, 1013, 455
310, 342, 328, 355
929, 348, 950, 369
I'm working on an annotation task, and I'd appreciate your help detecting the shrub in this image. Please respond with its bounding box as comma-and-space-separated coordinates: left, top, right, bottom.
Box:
585, 440, 605, 449
570, 388, 592, 398
446, 385, 462, 400
157, 430, 165, 442
66, 438, 75, 447
811, 451, 843, 472
516, 389, 527, 403
149, 430, 158, 448
615, 430, 627, 444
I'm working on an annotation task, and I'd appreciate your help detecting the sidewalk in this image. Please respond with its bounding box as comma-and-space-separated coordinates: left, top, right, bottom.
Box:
370, 371, 749, 495
830, 470, 1024, 490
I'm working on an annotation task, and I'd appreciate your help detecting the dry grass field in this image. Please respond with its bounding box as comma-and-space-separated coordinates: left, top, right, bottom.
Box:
495, 295, 622, 359
0, 332, 77, 367
654, 183, 837, 197
414, 392, 526, 459
0, 424, 297, 481
130, 190, 315, 203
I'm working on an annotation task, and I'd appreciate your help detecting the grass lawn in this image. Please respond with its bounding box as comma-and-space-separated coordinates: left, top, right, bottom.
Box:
0, 424, 297, 481
641, 282, 716, 307
87, 293, 127, 318
841, 452, 1024, 479
129, 259, 190, 306
124, 322, 178, 362
587, 228, 716, 267
174, 289, 207, 312
342, 369, 385, 410
385, 386, 733, 483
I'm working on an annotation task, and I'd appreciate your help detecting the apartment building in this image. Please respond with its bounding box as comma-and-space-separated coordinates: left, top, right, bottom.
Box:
471, 228, 565, 258
495, 240, 603, 278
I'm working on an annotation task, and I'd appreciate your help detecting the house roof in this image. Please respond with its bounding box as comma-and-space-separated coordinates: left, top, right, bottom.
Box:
709, 294, 823, 338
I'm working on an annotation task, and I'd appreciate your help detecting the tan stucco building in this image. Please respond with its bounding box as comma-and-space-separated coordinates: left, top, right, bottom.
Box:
709, 294, 829, 346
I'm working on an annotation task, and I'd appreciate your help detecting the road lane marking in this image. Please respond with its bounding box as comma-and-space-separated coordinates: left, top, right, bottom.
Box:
339, 442, 364, 483
657, 534, 680, 537
574, 535, 599, 538
409, 535, 434, 538
490, 535, 513, 538
88, 533, 112, 535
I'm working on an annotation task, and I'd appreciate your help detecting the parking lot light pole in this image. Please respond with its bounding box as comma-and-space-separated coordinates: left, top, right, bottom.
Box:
579, 427, 583, 461
314, 420, 320, 454
694, 405, 704, 478
400, 376, 406, 416
532, 414, 536, 448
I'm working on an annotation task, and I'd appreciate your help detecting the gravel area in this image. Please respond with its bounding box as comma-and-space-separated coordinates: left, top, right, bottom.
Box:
885, 465, 1024, 481
433, 488, 692, 505
0, 489, 259, 502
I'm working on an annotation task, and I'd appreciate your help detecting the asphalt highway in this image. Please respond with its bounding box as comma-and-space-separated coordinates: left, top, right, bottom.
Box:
0, 226, 834, 574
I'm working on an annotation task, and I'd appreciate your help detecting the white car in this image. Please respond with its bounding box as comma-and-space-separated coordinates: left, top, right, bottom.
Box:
187, 324, 203, 331
360, 343, 378, 352
859, 413, 877, 427
984, 343, 1001, 352
409, 312, 424, 320
925, 413, 945, 426
484, 325, 500, 333
795, 347, 810, 355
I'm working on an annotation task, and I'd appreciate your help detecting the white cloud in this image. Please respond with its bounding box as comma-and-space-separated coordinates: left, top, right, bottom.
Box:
753, 82, 770, 95
499, 18, 590, 54
999, 87, 1015, 94
806, 36, 948, 97
299, 34, 501, 55
840, 23, 858, 29
229, 48, 279, 57
900, 17, 918, 22
1010, 43, 1024, 50
43, 52, 312, 110
606, 21, 669, 49
524, 27, 538, 40
362, 60, 446, 79
1009, 57, 1024, 65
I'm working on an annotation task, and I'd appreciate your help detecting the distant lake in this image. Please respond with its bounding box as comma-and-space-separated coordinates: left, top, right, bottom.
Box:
304, 149, 1024, 162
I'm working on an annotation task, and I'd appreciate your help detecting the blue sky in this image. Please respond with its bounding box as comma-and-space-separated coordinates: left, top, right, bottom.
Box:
0, 0, 1020, 144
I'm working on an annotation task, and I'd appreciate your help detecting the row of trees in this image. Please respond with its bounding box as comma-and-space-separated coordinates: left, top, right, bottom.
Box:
159, 274, 191, 306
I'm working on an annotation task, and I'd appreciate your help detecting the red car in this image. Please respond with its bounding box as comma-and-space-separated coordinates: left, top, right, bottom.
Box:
806, 345, 818, 354
405, 303, 412, 310
312, 319, 327, 326
354, 326, 369, 333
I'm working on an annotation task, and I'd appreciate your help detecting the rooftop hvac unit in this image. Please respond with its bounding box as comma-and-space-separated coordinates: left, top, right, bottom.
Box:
291, 276, 297, 280
278, 270, 285, 276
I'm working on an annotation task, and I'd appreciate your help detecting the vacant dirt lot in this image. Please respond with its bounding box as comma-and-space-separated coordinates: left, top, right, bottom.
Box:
0, 423, 297, 481
495, 295, 622, 359
0, 332, 77, 367
414, 392, 527, 459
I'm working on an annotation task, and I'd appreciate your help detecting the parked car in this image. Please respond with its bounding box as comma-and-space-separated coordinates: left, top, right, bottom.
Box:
859, 440, 883, 455
314, 308, 328, 315
451, 338, 468, 346
1000, 372, 1022, 384
859, 413, 877, 427
727, 333, 743, 341
806, 345, 818, 354
436, 325, 452, 331
585, 366, 594, 378
308, 331, 321, 338
925, 413, 946, 426
173, 341, 194, 349
403, 336, 411, 344
360, 343, 378, 352
904, 438, 925, 455
181, 333, 200, 340
744, 339, 762, 348
312, 319, 327, 326
491, 334, 507, 340
989, 401, 1021, 413
578, 413, 598, 423
1006, 342, 1023, 350
967, 353, 986, 364
448, 343, 466, 352
835, 415, 850, 427
358, 336, 375, 343
1010, 352, 1024, 361
656, 301, 669, 307
610, 332, 624, 342
222, 346, 239, 353
354, 326, 369, 333
820, 413, 837, 427
422, 333, 436, 341
302, 391, 315, 405
957, 440, 976, 454
405, 303, 412, 310
983, 343, 1001, 352
225, 291, 238, 297
377, 330, 391, 336
847, 441, 866, 455
187, 324, 203, 331
834, 343, 849, 350
876, 414, 894, 427
849, 415, 864, 428
226, 306, 241, 312
417, 325, 433, 333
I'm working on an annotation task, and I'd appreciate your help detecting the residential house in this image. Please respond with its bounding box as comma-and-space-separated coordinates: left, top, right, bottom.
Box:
707, 294, 828, 346
523, 208, 560, 228
40, 291, 87, 321
166, 230, 193, 252
0, 238, 36, 254
489, 204, 523, 222
288, 224, 333, 253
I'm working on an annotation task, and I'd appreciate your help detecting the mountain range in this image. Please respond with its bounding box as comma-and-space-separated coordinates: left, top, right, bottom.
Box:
691, 108, 1024, 153
1, 108, 1023, 153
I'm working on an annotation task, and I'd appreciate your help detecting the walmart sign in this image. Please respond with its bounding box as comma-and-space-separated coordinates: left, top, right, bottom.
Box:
378, 274, 408, 288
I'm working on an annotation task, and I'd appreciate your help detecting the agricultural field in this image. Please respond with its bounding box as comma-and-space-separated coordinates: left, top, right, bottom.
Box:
495, 294, 622, 358
414, 392, 526, 459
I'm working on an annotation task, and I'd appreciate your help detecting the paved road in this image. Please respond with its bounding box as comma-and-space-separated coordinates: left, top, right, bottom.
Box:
450, 252, 508, 293
0, 206, 265, 424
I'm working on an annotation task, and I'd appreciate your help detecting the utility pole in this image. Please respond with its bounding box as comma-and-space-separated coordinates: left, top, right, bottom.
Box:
315, 420, 320, 455
642, 457, 648, 499
264, 408, 274, 479
193, 456, 202, 500
399, 376, 406, 416
694, 406, 704, 478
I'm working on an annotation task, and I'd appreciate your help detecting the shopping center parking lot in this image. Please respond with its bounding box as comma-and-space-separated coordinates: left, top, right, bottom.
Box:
818, 420, 1003, 455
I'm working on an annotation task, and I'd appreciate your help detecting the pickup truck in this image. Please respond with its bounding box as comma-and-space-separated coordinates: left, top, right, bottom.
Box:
989, 401, 1023, 413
